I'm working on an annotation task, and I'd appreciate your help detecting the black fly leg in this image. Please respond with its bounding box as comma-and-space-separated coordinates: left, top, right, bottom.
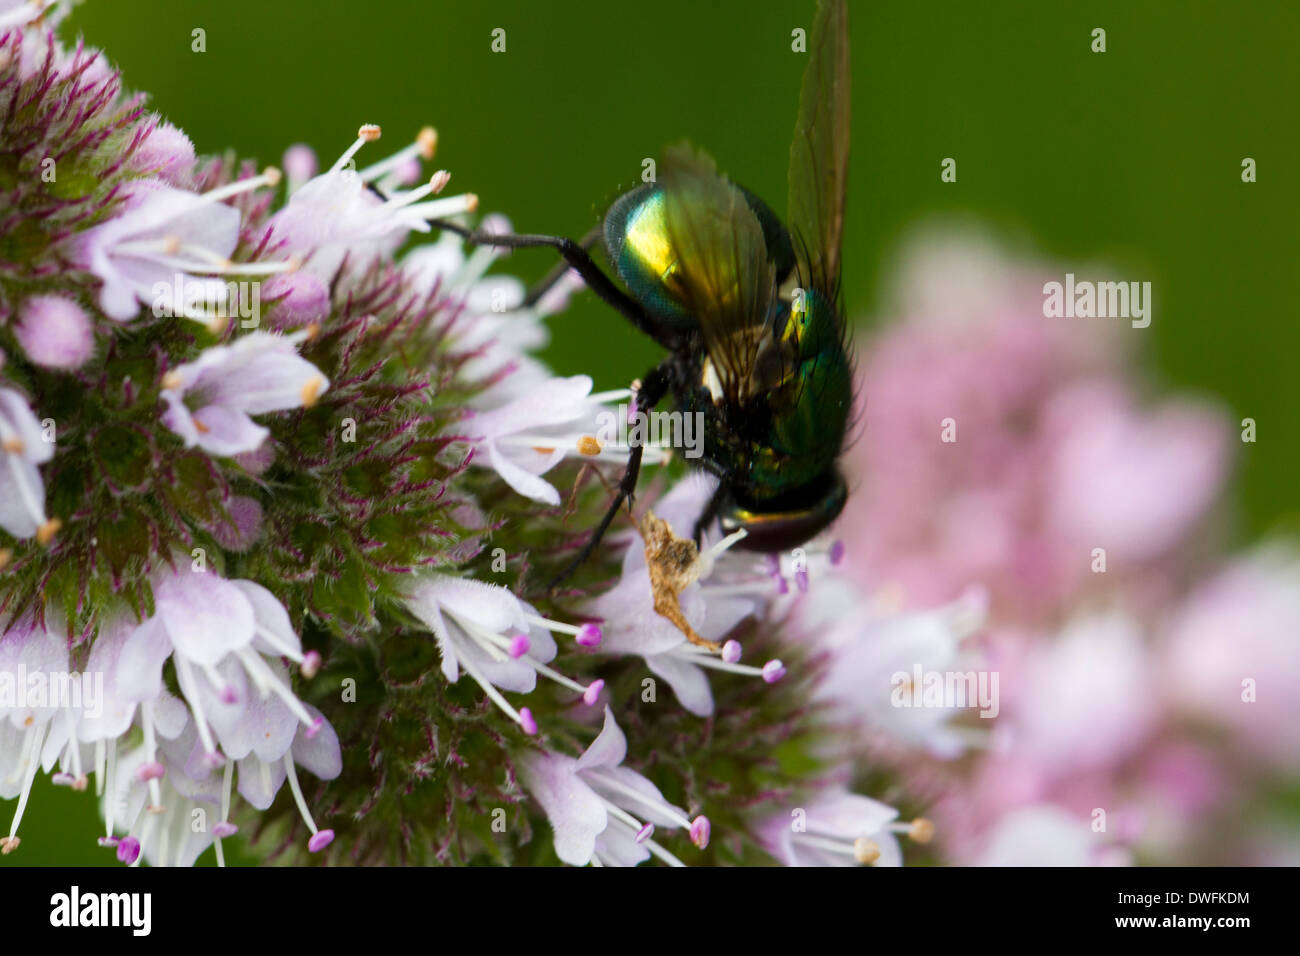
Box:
692, 481, 729, 547
428, 218, 679, 351
523, 226, 601, 308
547, 363, 672, 591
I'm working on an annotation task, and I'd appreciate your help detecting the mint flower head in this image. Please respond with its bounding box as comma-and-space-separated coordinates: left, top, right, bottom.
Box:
0, 14, 977, 868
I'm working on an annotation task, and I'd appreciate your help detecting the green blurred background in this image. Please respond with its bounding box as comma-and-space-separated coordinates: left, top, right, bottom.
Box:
7, 0, 1297, 865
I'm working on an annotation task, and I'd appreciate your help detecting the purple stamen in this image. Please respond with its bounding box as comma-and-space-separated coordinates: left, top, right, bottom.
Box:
575, 623, 602, 647
136, 761, 166, 782
520, 707, 538, 735
301, 650, 321, 678
213, 821, 239, 838
690, 815, 711, 849
829, 540, 845, 565
508, 633, 531, 658
795, 569, 809, 593
761, 659, 787, 684
116, 837, 141, 865
305, 715, 323, 739
635, 823, 655, 844
721, 640, 742, 664
582, 679, 605, 706
308, 829, 335, 853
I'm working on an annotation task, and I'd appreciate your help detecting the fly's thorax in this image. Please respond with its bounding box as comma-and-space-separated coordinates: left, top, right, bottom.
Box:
603, 182, 796, 330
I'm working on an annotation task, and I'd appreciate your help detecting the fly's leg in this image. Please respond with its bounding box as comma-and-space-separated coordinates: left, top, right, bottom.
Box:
523, 226, 601, 308
561, 460, 616, 523
428, 218, 679, 350
547, 362, 671, 591
692, 481, 729, 547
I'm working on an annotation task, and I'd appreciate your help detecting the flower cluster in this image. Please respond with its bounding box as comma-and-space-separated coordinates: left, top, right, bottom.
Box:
0, 14, 956, 867
834, 230, 1299, 865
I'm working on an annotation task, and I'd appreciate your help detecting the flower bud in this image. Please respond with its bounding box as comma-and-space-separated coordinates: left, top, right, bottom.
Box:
262, 271, 331, 330
130, 120, 197, 187
15, 295, 94, 370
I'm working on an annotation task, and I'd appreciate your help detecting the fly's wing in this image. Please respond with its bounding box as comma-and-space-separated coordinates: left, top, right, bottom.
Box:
787, 0, 850, 298
661, 144, 778, 406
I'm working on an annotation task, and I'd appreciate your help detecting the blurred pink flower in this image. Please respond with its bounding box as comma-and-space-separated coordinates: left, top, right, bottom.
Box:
840, 232, 1231, 620
1009, 611, 1158, 776
830, 230, 1286, 866
1162, 545, 1300, 769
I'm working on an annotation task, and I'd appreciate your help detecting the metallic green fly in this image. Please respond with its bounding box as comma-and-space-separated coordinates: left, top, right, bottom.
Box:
436, 0, 852, 586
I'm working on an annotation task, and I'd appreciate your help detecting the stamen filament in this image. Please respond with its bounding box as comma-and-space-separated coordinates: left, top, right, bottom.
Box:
94, 739, 106, 798
327, 125, 382, 176
175, 658, 221, 760
215, 761, 234, 868
3, 722, 48, 851
198, 168, 281, 205
455, 650, 533, 733
104, 737, 118, 838
236, 647, 318, 732
139, 701, 164, 810
283, 753, 320, 835
596, 795, 649, 836
4, 451, 48, 531
589, 770, 692, 830
358, 126, 435, 181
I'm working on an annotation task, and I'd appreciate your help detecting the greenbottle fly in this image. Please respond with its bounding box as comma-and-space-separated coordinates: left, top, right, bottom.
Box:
435, 0, 852, 585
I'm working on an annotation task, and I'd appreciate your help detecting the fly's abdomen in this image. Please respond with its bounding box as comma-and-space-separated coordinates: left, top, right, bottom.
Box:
751, 291, 852, 496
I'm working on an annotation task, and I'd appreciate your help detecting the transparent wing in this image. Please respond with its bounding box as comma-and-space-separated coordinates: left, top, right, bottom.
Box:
787, 0, 850, 297
661, 143, 778, 405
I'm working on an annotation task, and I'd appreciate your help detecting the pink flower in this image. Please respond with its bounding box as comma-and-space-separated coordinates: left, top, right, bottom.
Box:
830, 231, 1244, 865
1009, 610, 1158, 775
518, 707, 708, 866
1162, 545, 1300, 769
973, 805, 1124, 867
584, 475, 782, 717
404, 573, 604, 734
0, 386, 56, 541
757, 787, 904, 867
809, 580, 987, 758
265, 125, 474, 278
74, 181, 241, 322
1042, 382, 1229, 564
159, 331, 329, 457
838, 233, 1230, 619
116, 566, 323, 765
466, 374, 600, 506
